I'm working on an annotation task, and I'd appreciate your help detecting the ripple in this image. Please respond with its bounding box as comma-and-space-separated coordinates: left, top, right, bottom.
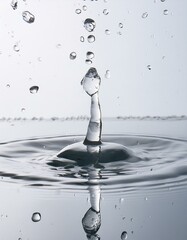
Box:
0, 135, 187, 194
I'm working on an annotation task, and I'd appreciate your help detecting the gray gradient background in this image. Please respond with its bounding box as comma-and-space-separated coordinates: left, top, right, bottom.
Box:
0, 0, 186, 118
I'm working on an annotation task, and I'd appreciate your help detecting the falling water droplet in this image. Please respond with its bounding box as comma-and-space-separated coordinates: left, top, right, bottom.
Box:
163, 9, 168, 15
75, 9, 81, 14
86, 51, 94, 59
84, 18, 96, 32
87, 35, 95, 43
13, 42, 20, 52
29, 86, 39, 94
11, 0, 18, 10
121, 231, 128, 240
105, 70, 110, 79
82, 5, 87, 11
103, 9, 109, 15
142, 12, 148, 18
31, 212, 41, 222
80, 36, 85, 42
147, 65, 151, 70
70, 52, 77, 60
22, 11, 35, 23
119, 23, 123, 28
105, 29, 110, 35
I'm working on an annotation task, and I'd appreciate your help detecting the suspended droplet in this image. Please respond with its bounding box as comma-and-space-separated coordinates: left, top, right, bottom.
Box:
86, 51, 94, 59
13, 42, 20, 52
82, 5, 87, 11
142, 12, 148, 18
70, 52, 77, 60
119, 23, 123, 28
147, 65, 151, 70
75, 9, 81, 14
87, 35, 95, 43
31, 212, 41, 222
22, 11, 35, 23
103, 9, 109, 15
29, 86, 39, 94
163, 9, 168, 15
121, 231, 128, 240
84, 18, 96, 32
85, 59, 92, 65
105, 29, 110, 35
105, 70, 110, 79
80, 36, 85, 42
11, 0, 18, 10
81, 68, 101, 96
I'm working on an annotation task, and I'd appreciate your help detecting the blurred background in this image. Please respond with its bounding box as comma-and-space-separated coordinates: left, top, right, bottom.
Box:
0, 0, 186, 118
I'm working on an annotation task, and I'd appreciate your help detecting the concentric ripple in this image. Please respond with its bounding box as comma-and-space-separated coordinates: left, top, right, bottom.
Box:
0, 134, 187, 193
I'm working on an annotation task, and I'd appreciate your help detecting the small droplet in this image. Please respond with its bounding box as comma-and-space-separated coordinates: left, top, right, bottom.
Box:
13, 42, 20, 52
6, 84, 10, 88
105, 29, 110, 35
144, 197, 148, 201
119, 23, 123, 28
86, 51, 94, 59
21, 108, 26, 112
31, 212, 41, 222
11, 0, 18, 10
147, 65, 151, 70
87, 35, 95, 43
29, 86, 39, 94
18, 238, 22, 240
121, 231, 128, 240
75, 9, 81, 14
80, 36, 85, 42
161, 0, 166, 2
103, 9, 109, 15
105, 70, 110, 79
82, 5, 87, 11
142, 12, 148, 18
84, 18, 96, 32
22, 11, 35, 23
70, 52, 77, 60
163, 9, 168, 15
85, 59, 92, 65
56, 43, 62, 48
130, 218, 133, 222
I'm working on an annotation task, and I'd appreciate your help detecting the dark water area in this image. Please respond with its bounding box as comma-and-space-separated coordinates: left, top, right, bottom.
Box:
0, 118, 187, 240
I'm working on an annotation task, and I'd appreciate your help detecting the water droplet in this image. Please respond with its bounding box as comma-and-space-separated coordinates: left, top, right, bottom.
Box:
6, 84, 10, 88
105, 70, 110, 79
80, 36, 85, 42
75, 9, 81, 14
11, 0, 18, 10
22, 11, 35, 23
82, 5, 87, 11
103, 9, 109, 15
147, 65, 151, 70
85, 59, 92, 65
70, 52, 77, 60
31, 212, 41, 222
81, 68, 101, 96
84, 18, 96, 32
142, 12, 148, 18
87, 35, 95, 43
18, 238, 22, 240
37, 57, 42, 62
56, 43, 62, 48
21, 108, 26, 112
13, 42, 20, 52
86, 51, 94, 59
121, 231, 128, 240
163, 9, 168, 15
105, 29, 110, 35
29, 86, 39, 94
161, 0, 166, 2
119, 198, 124, 203
130, 218, 133, 222
119, 23, 123, 28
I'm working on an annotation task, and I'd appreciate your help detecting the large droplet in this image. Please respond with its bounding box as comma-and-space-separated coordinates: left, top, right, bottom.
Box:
84, 18, 96, 32
81, 68, 101, 96
87, 35, 95, 43
82, 208, 101, 235
31, 212, 41, 222
11, 0, 18, 10
29, 86, 39, 94
121, 231, 128, 240
22, 11, 35, 23
86, 51, 94, 59
70, 52, 77, 60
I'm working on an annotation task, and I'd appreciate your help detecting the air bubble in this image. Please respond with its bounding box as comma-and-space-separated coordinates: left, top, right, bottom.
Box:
29, 86, 39, 94
105, 70, 110, 79
105, 29, 110, 35
103, 9, 109, 15
22, 11, 35, 23
87, 35, 95, 43
119, 23, 123, 28
13, 42, 20, 52
70, 52, 77, 60
11, 0, 18, 10
75, 9, 81, 14
84, 18, 96, 32
80, 36, 85, 42
121, 231, 128, 240
86, 51, 94, 59
142, 12, 148, 18
163, 9, 168, 15
31, 212, 41, 222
